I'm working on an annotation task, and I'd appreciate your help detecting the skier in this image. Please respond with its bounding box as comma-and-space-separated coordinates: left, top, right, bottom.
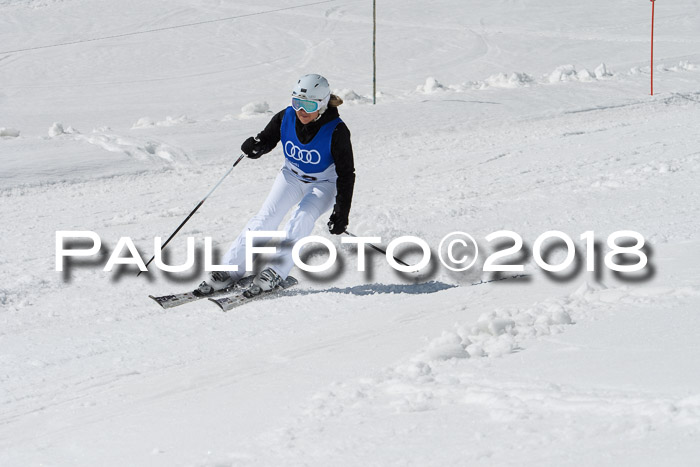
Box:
199, 74, 355, 295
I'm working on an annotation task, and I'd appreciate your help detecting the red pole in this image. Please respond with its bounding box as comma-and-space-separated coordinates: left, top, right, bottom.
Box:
650, 0, 655, 95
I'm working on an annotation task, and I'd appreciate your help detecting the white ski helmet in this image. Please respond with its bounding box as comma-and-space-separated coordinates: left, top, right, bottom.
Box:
292, 74, 331, 112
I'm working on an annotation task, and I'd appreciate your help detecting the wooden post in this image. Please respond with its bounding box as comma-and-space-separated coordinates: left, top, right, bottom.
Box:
373, 0, 377, 104
650, 0, 656, 95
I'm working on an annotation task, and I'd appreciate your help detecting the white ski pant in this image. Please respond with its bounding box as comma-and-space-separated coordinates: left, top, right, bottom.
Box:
222, 167, 336, 281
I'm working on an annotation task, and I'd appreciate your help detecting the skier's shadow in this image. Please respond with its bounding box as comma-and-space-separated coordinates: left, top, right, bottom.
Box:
281, 281, 457, 297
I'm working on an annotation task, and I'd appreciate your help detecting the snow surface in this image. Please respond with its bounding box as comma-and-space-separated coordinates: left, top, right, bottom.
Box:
2, 0, 700, 466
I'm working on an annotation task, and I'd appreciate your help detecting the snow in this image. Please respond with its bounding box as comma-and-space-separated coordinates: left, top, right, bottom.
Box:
239, 102, 272, 119
333, 88, 372, 104
0, 127, 21, 138
2, 0, 700, 465
132, 115, 196, 129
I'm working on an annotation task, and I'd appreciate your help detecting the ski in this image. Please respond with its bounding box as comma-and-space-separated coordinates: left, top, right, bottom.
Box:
209, 276, 299, 311
149, 276, 254, 309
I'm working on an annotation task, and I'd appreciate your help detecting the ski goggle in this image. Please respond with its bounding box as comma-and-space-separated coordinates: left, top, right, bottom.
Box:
292, 97, 321, 113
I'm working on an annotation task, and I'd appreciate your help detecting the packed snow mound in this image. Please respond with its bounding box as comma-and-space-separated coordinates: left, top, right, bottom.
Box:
594, 63, 613, 78
413, 289, 579, 362
658, 60, 699, 72
630, 60, 699, 75
449, 72, 534, 91
47, 122, 78, 137
547, 64, 595, 83
238, 101, 272, 119
48, 124, 190, 164
0, 127, 20, 137
481, 71, 534, 89
677, 60, 699, 71
132, 115, 195, 129
408, 282, 700, 368
418, 63, 615, 94
79, 133, 190, 163
48, 122, 64, 137
540, 63, 615, 83
416, 77, 446, 93
334, 88, 372, 104
414, 331, 470, 361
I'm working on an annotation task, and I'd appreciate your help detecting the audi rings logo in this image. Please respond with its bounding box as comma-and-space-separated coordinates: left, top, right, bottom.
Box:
285, 141, 321, 165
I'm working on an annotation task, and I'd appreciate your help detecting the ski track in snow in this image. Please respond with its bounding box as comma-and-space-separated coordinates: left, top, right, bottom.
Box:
209, 283, 700, 465
2, 77, 700, 465
45, 123, 192, 164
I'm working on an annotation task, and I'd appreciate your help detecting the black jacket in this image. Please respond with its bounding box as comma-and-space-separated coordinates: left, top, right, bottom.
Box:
253, 106, 355, 217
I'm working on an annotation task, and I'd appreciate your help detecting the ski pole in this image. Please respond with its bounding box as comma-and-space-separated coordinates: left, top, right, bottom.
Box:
343, 230, 411, 268
138, 154, 246, 276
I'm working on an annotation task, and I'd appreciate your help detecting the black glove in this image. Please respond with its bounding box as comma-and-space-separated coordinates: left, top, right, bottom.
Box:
241, 136, 269, 159
327, 205, 349, 235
